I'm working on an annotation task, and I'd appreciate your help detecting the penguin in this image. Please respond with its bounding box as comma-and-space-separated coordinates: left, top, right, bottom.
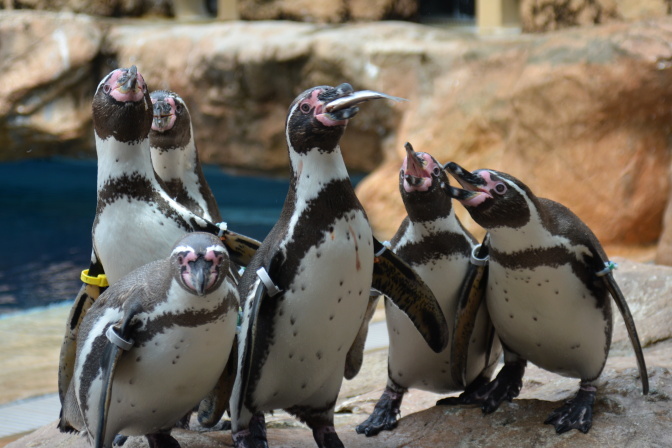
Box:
58, 66, 259, 428
60, 232, 239, 448
440, 161, 649, 434
355, 143, 501, 437
149, 89, 222, 222
230, 85, 449, 448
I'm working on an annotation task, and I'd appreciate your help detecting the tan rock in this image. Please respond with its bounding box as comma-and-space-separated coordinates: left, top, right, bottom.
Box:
356, 19, 672, 248
238, 0, 418, 22
0, 11, 102, 159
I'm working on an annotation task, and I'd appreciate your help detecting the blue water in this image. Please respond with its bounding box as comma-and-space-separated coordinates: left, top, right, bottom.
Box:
0, 158, 293, 314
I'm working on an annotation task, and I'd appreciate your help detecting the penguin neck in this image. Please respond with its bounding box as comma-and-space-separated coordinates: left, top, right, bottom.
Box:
150, 140, 197, 186
487, 191, 563, 253
401, 208, 468, 245
288, 145, 350, 202
95, 134, 156, 191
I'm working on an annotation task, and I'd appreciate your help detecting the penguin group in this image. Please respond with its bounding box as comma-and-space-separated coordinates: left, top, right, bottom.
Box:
56, 64, 649, 448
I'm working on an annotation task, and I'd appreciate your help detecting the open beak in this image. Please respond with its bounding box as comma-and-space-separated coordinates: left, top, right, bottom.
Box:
443, 162, 490, 206
403, 142, 428, 187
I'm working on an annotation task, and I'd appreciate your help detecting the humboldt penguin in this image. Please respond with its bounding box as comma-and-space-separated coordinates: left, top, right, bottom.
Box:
58, 66, 259, 428
441, 162, 649, 433
356, 143, 501, 437
149, 89, 221, 222
230, 85, 449, 448
60, 232, 238, 448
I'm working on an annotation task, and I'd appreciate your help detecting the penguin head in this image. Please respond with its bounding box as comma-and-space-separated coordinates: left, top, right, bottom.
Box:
170, 233, 229, 297
285, 83, 356, 155
444, 162, 533, 229
285, 84, 405, 155
92, 66, 152, 144
399, 142, 454, 222
149, 90, 192, 151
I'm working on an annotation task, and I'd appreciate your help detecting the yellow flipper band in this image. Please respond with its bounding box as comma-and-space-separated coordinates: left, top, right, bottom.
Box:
81, 269, 109, 287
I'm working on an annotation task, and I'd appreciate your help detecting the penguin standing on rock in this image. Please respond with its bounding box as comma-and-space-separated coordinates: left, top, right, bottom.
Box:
230, 85, 449, 448
355, 143, 501, 437
58, 66, 259, 429
441, 162, 649, 434
60, 232, 239, 448
149, 90, 222, 222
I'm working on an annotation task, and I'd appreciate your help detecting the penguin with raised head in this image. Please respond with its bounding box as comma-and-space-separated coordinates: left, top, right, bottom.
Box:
356, 143, 501, 437
149, 89, 221, 222
230, 85, 449, 448
58, 66, 259, 429
441, 162, 648, 433
60, 232, 238, 448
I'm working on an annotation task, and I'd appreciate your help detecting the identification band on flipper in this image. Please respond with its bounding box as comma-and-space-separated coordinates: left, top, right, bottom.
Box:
595, 261, 618, 277
256, 267, 282, 297
469, 244, 489, 267
105, 325, 134, 351
80, 269, 109, 287
217, 222, 228, 237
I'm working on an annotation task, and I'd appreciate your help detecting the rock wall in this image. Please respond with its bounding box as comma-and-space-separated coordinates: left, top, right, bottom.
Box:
521, 0, 672, 32
1, 11, 672, 250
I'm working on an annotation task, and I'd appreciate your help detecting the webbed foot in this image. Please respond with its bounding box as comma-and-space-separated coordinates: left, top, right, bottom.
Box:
544, 385, 596, 434
436, 359, 526, 413
313, 426, 344, 448
355, 387, 404, 437
233, 413, 268, 448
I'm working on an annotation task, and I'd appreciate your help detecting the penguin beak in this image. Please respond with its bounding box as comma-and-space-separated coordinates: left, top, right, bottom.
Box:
188, 257, 212, 296
324, 88, 408, 116
443, 162, 491, 206
323, 87, 407, 121
116, 65, 138, 94
403, 142, 426, 186
152, 99, 174, 132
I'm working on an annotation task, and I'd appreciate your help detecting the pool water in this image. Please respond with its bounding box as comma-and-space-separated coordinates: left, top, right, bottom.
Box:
0, 158, 293, 314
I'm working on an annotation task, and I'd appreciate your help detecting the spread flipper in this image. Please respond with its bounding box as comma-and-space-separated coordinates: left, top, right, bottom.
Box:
216, 228, 261, 268
450, 237, 490, 387
95, 300, 143, 448
600, 268, 649, 394
371, 238, 448, 353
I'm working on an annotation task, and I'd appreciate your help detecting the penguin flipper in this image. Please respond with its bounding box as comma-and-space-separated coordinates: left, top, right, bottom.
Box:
371, 238, 448, 353
218, 229, 261, 268
450, 239, 490, 388
198, 337, 238, 427
344, 294, 380, 380
59, 256, 107, 406
236, 253, 285, 416
95, 301, 143, 448
601, 271, 649, 395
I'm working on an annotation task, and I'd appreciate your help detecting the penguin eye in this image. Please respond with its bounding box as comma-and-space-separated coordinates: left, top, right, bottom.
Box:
299, 102, 311, 114
103, 84, 111, 94
432, 166, 441, 176
494, 183, 507, 195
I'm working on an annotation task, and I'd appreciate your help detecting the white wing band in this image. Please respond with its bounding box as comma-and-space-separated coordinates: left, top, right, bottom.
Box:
257, 267, 282, 297
470, 244, 489, 267
106, 325, 134, 351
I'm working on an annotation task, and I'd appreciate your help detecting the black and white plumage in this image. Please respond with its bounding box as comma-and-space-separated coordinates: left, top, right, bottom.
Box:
356, 144, 501, 437
149, 89, 221, 222
58, 66, 259, 426
442, 162, 648, 434
230, 85, 448, 448
59, 232, 239, 448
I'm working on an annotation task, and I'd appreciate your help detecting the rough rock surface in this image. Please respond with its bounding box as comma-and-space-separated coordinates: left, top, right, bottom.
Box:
238, 0, 418, 22
521, 0, 672, 32
1, 12, 672, 248
7, 258, 672, 448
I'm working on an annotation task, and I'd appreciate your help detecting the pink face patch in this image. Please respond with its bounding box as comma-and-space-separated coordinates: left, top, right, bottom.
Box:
151, 96, 177, 132
106, 68, 146, 103
308, 90, 348, 127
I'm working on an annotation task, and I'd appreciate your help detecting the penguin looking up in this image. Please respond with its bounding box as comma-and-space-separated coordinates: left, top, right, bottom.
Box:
230, 85, 449, 448
149, 90, 222, 222
355, 143, 501, 437
58, 66, 259, 429
441, 162, 648, 434
60, 232, 239, 448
